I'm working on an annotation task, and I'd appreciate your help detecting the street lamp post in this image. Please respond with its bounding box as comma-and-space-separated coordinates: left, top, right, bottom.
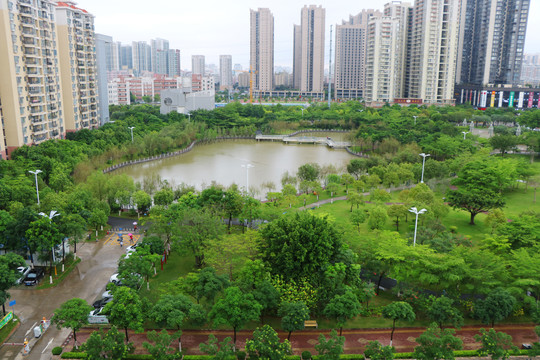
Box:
187, 113, 191, 121
301, 108, 304, 117
128, 126, 135, 143
409, 207, 427, 246
39, 210, 60, 282
419, 153, 430, 183
413, 116, 417, 125
241, 164, 254, 193
28, 170, 42, 206
462, 131, 469, 140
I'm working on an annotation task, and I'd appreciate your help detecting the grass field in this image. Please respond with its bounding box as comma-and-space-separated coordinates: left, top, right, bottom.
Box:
139, 155, 540, 331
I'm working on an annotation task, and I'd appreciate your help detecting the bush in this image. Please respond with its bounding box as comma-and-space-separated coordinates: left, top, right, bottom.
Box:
60, 353, 87, 359
393, 352, 414, 359
302, 350, 312, 360
237, 351, 247, 360
52, 346, 63, 355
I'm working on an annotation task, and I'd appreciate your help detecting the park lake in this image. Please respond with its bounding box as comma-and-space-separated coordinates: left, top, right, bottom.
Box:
117, 132, 354, 194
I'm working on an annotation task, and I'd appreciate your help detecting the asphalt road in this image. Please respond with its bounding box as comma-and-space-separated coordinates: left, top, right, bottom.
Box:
0, 234, 126, 360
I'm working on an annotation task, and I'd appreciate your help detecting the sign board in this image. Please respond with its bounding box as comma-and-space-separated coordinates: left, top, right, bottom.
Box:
0, 312, 13, 330
8, 300, 15, 307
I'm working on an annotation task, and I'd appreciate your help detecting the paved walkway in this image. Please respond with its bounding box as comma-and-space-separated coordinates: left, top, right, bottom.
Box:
70, 324, 538, 355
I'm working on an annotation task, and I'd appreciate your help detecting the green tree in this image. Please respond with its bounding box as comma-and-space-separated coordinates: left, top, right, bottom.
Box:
195, 267, 230, 304
474, 328, 518, 360
368, 206, 388, 230
88, 208, 108, 238
222, 189, 244, 233
413, 323, 463, 360
347, 191, 364, 212
382, 302, 416, 345
83, 326, 133, 360
489, 135, 517, 156
104, 287, 144, 342
133, 190, 152, 217
474, 288, 516, 327
297, 163, 321, 182
427, 296, 463, 329
323, 289, 362, 336
0, 253, 25, 315
153, 188, 174, 207
26, 216, 61, 271
51, 298, 93, 348
209, 286, 262, 346
118, 248, 160, 290
341, 174, 355, 194
315, 329, 345, 360
347, 159, 366, 179
174, 209, 224, 268
387, 204, 408, 231
364, 341, 395, 360
143, 330, 181, 360
259, 212, 343, 283
350, 209, 367, 231
199, 334, 235, 360
279, 301, 310, 340
245, 325, 292, 360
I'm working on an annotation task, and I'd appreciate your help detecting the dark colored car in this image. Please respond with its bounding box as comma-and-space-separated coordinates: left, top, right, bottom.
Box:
24, 268, 44, 286
92, 297, 113, 309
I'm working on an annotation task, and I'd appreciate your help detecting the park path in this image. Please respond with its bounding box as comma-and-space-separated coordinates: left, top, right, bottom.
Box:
71, 323, 538, 355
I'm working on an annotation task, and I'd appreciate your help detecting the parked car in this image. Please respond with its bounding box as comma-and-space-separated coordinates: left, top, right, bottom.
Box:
109, 273, 119, 283
522, 344, 533, 350
126, 243, 141, 254
89, 307, 105, 317
16, 266, 31, 285
24, 268, 44, 286
92, 297, 113, 309
102, 290, 113, 299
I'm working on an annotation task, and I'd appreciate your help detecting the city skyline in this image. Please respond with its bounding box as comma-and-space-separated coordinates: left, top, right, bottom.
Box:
83, 0, 540, 70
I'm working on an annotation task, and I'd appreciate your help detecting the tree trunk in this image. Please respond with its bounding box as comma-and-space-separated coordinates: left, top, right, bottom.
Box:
288, 330, 292, 341
376, 272, 385, 295
395, 217, 399, 231
390, 319, 396, 344
470, 212, 477, 225
2, 303, 5, 316
339, 327, 343, 336
350, 204, 353, 212
233, 326, 237, 348
73, 330, 77, 345
125, 327, 129, 343
228, 214, 232, 234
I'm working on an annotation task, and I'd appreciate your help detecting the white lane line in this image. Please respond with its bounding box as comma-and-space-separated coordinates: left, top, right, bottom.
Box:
24, 322, 37, 336
41, 338, 54, 353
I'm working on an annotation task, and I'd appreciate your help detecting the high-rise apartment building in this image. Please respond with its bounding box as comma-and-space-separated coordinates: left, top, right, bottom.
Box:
250, 8, 274, 91
334, 9, 382, 100
293, 24, 302, 89
132, 41, 151, 75
119, 44, 133, 70
151, 38, 169, 73
408, 0, 461, 104
192, 55, 205, 76
219, 55, 233, 90
294, 5, 325, 93
0, 0, 64, 156
95, 33, 112, 124
167, 49, 181, 77
457, 0, 530, 86
56, 1, 100, 131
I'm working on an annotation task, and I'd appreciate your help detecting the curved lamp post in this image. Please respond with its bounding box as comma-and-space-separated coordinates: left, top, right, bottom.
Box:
28, 169, 42, 206
462, 131, 469, 140
39, 210, 60, 282
128, 126, 135, 143
241, 164, 254, 193
419, 153, 430, 183
409, 207, 427, 247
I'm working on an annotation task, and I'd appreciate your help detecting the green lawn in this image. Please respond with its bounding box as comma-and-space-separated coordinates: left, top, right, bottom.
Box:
0, 314, 19, 345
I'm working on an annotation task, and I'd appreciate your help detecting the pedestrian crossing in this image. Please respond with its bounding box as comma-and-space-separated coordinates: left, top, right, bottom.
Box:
103, 232, 142, 247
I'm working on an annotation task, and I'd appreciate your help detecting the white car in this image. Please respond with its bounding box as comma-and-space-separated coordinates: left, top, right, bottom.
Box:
126, 243, 141, 253
89, 307, 105, 317
16, 266, 31, 285
102, 290, 113, 299
109, 273, 119, 283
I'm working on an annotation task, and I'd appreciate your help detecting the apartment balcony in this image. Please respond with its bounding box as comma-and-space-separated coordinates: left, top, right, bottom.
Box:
50, 130, 59, 137
28, 78, 42, 85
47, 95, 56, 102
81, 121, 89, 128
24, 48, 39, 57
30, 96, 44, 104
90, 105, 97, 111
30, 107, 46, 115
50, 121, 58, 128
46, 85, 55, 92
31, 116, 45, 124
33, 133, 48, 142
90, 112, 97, 118
28, 87, 42, 95
90, 97, 96, 103
32, 125, 47, 133
48, 112, 58, 120
47, 104, 57, 111
19, 6, 33, 15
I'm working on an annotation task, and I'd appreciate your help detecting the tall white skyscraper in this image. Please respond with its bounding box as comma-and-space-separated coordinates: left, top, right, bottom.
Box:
294, 5, 325, 93
334, 9, 382, 100
151, 38, 169, 73
192, 55, 205, 76
250, 8, 274, 91
407, 0, 461, 104
132, 41, 152, 75
365, 4, 411, 103
219, 55, 233, 90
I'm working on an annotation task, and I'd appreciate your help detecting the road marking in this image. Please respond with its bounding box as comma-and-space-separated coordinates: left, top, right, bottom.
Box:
41, 338, 54, 353
25, 322, 37, 336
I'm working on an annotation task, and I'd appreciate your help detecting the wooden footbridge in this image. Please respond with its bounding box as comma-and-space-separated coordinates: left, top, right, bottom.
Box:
255, 134, 351, 149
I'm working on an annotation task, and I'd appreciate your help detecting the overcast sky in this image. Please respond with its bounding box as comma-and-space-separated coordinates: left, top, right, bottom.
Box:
83, 0, 540, 71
